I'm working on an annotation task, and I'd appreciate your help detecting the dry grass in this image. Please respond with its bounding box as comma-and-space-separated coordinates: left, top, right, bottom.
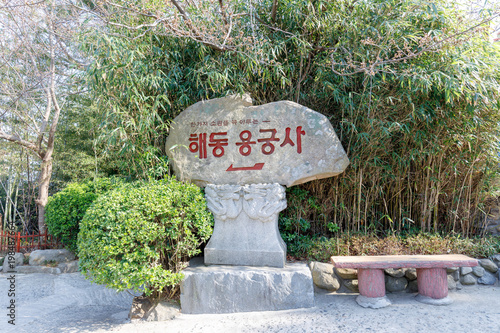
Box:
305, 233, 500, 262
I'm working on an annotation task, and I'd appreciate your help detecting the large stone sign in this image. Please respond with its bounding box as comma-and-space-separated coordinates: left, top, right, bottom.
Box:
172, 95, 349, 314
166, 94, 349, 268
165, 94, 349, 187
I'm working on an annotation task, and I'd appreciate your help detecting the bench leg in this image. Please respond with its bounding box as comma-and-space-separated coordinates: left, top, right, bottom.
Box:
356, 268, 391, 309
415, 268, 452, 305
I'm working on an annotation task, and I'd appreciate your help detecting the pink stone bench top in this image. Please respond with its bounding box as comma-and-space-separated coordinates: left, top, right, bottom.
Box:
330, 254, 478, 269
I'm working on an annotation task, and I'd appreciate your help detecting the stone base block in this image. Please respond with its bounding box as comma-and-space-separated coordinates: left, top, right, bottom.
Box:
204, 248, 285, 267
180, 258, 314, 314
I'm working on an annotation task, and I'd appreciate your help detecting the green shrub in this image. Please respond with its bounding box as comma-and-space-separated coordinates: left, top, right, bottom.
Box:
279, 216, 316, 258
46, 177, 125, 253
77, 177, 213, 300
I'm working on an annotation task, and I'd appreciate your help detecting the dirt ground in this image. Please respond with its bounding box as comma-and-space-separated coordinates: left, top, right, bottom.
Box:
1, 271, 499, 333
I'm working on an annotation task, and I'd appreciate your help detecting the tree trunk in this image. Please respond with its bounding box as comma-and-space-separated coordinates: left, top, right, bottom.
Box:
36, 156, 53, 233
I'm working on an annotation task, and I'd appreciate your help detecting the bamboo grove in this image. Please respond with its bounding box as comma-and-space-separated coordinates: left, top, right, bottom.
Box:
83, 0, 500, 237
3, 0, 499, 237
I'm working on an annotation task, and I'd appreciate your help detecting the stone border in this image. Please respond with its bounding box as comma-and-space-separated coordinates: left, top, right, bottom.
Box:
1, 250, 79, 274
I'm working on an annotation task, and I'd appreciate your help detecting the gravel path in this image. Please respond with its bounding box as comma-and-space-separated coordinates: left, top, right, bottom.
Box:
1, 272, 499, 333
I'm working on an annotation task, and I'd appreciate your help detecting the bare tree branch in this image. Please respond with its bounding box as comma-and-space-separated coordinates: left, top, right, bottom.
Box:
169, 0, 229, 51
0, 0, 45, 9
0, 129, 40, 156
218, 0, 228, 26
331, 11, 500, 76
0, 0, 87, 231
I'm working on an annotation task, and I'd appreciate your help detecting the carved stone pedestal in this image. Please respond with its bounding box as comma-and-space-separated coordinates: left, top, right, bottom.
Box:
204, 183, 287, 268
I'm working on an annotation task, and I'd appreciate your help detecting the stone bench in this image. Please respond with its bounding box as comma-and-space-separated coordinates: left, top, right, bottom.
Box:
330, 254, 478, 308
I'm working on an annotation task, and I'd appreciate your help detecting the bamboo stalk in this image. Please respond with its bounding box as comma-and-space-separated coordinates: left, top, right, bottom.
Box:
357, 169, 362, 232
422, 156, 432, 232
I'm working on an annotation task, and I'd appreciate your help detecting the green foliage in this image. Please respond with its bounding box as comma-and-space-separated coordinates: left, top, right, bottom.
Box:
83, 0, 500, 237
77, 178, 213, 299
279, 217, 314, 257
45, 177, 125, 253
277, 0, 500, 235
50, 87, 127, 193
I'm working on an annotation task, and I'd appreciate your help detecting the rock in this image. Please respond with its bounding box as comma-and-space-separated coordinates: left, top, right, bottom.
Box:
2, 252, 24, 273
447, 274, 457, 290
484, 220, 500, 235
309, 262, 340, 291
129, 296, 152, 320
477, 271, 497, 285
491, 254, 500, 266
461, 274, 477, 285
343, 279, 359, 293
408, 280, 419, 293
479, 259, 498, 273
450, 270, 460, 281
446, 267, 458, 274
16, 266, 61, 274
144, 300, 180, 321
385, 276, 408, 292
29, 249, 75, 266
488, 207, 500, 219
129, 297, 180, 321
335, 268, 358, 279
405, 268, 417, 281
180, 258, 314, 314
472, 266, 485, 277
165, 95, 349, 187
58, 260, 79, 273
460, 266, 473, 275
384, 268, 405, 278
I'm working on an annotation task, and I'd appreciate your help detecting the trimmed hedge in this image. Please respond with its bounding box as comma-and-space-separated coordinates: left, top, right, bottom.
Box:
77, 177, 213, 299
45, 177, 125, 253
